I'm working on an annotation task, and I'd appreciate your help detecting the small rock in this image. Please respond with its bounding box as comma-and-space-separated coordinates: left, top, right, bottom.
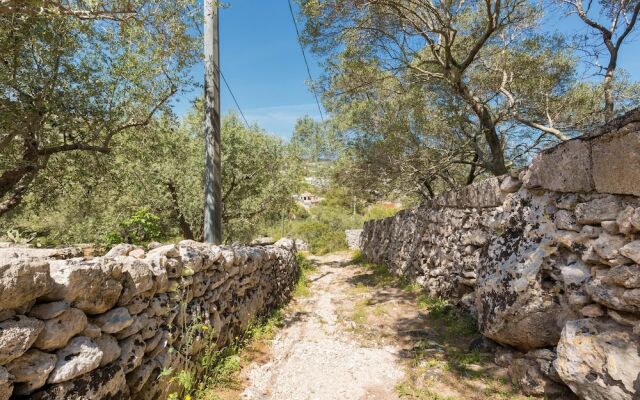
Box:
92, 307, 134, 334
500, 176, 522, 193
47, 336, 103, 384
105, 243, 136, 257
508, 357, 572, 397
608, 309, 640, 327
580, 225, 602, 238
555, 210, 580, 232
116, 313, 148, 340
34, 308, 87, 351
6, 349, 56, 395
0, 315, 44, 364
592, 233, 627, 261
619, 241, 640, 264
81, 323, 102, 339
128, 248, 146, 259
601, 220, 620, 234
126, 358, 157, 393
606, 264, 640, 288
580, 304, 604, 318
28, 301, 70, 320
617, 206, 640, 234
575, 196, 623, 224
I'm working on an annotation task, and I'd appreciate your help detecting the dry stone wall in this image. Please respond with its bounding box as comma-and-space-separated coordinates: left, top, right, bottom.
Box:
361, 109, 640, 399
0, 238, 299, 400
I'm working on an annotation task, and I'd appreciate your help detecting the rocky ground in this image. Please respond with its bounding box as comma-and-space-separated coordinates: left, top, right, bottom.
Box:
212, 252, 531, 400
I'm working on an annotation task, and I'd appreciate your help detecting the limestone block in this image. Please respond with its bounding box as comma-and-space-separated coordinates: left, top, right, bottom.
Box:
118, 333, 145, 373
28, 301, 70, 320
508, 357, 573, 397
522, 138, 593, 192
592, 129, 640, 196
45, 258, 123, 315
6, 349, 56, 395
555, 319, 640, 400
0, 366, 12, 400
0, 258, 53, 311
95, 334, 121, 367
0, 315, 44, 364
575, 196, 623, 224
32, 363, 127, 400
606, 264, 640, 288
91, 307, 133, 334
47, 336, 103, 384
34, 308, 87, 351
620, 241, 640, 264
117, 256, 154, 305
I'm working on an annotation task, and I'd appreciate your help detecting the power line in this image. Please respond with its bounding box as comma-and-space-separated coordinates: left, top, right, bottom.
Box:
220, 69, 250, 128
287, 0, 325, 122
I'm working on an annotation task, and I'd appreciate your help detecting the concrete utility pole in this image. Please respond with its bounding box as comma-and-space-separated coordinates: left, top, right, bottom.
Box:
203, 0, 222, 244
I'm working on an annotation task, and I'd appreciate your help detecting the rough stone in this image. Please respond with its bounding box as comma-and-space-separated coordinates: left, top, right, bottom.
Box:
6, 349, 56, 395
34, 308, 87, 351
95, 334, 121, 367
118, 333, 145, 373
81, 323, 102, 339
555, 210, 579, 232
580, 304, 605, 317
105, 244, 136, 257
592, 233, 627, 261
555, 319, 640, 400
592, 128, 640, 196
0, 366, 12, 400
575, 196, 623, 224
0, 258, 53, 311
91, 307, 134, 334
522, 138, 593, 192
126, 358, 157, 393
601, 220, 620, 234
45, 258, 123, 315
32, 363, 127, 400
616, 206, 640, 234
500, 176, 522, 193
606, 264, 640, 288
117, 256, 154, 305
28, 301, 70, 320
0, 315, 44, 364
47, 336, 103, 384
508, 357, 573, 397
619, 241, 640, 264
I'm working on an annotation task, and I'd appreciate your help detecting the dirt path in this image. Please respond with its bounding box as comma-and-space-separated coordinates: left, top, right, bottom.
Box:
220, 252, 528, 400
241, 252, 404, 400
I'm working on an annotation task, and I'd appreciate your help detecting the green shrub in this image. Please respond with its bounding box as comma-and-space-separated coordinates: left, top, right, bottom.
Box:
106, 208, 162, 246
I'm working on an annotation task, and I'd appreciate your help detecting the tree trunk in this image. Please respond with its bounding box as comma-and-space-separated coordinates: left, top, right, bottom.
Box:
0, 137, 41, 216
167, 181, 195, 240
603, 54, 617, 122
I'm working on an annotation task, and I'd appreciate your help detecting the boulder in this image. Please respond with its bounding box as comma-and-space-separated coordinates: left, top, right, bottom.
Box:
6, 349, 56, 395
34, 308, 87, 351
32, 363, 127, 400
45, 258, 123, 315
91, 307, 134, 334
47, 336, 103, 384
0, 315, 44, 364
0, 258, 53, 311
476, 193, 577, 350
555, 319, 640, 400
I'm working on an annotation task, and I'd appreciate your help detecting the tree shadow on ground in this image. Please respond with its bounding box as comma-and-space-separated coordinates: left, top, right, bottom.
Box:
342, 260, 530, 400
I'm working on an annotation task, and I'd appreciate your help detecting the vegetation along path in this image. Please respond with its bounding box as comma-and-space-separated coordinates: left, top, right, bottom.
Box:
215, 252, 532, 400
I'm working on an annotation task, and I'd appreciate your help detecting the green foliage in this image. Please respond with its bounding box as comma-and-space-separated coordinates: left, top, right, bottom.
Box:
107, 208, 162, 246
364, 204, 400, 221
293, 252, 317, 297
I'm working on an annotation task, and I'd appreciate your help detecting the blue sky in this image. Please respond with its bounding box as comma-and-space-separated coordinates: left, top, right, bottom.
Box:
173, 1, 640, 140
